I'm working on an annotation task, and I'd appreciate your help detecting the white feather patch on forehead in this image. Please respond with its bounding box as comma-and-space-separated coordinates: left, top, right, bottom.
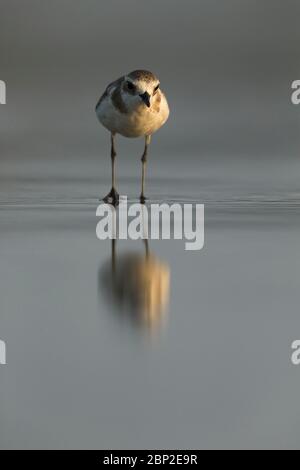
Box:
125, 76, 158, 95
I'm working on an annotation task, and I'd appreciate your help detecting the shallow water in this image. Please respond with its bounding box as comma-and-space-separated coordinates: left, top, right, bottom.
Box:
0, 154, 300, 449
1, 0, 300, 447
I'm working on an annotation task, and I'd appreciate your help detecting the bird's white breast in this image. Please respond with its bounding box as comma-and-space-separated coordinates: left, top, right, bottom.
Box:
96, 87, 169, 138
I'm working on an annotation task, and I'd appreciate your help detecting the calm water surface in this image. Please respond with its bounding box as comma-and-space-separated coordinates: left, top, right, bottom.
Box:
0, 155, 300, 449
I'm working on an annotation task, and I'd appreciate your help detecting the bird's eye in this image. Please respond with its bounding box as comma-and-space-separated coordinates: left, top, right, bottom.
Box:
153, 84, 160, 94
127, 81, 135, 91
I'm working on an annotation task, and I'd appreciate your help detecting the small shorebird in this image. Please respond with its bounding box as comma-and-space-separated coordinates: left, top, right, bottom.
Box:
96, 70, 169, 204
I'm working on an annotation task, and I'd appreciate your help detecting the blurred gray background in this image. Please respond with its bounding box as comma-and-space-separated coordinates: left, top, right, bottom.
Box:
1, 0, 300, 185
0, 0, 300, 450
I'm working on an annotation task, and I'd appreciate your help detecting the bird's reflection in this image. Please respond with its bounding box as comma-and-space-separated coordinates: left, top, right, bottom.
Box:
99, 237, 170, 333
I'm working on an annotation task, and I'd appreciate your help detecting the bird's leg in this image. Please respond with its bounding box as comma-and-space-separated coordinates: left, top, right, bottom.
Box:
144, 239, 150, 259
111, 239, 116, 276
140, 135, 151, 204
103, 133, 119, 205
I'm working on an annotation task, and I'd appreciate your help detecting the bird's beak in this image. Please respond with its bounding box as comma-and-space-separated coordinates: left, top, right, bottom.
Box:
139, 91, 151, 108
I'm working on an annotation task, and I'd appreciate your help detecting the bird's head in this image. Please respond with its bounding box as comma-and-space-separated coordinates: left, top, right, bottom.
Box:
122, 70, 160, 109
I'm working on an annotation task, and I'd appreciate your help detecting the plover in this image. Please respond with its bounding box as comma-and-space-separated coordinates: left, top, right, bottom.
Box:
96, 70, 169, 204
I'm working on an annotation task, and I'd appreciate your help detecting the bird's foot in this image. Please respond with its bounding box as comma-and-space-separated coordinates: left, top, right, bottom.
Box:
103, 188, 120, 206
139, 194, 147, 204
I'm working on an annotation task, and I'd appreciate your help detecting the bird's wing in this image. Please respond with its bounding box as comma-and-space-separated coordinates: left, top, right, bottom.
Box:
95, 76, 124, 111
